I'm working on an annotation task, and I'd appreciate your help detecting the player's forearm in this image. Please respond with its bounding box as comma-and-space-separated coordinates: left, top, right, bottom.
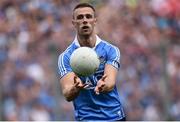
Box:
63, 86, 80, 102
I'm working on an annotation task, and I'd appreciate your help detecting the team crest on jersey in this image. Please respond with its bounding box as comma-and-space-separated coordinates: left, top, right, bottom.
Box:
84, 77, 95, 90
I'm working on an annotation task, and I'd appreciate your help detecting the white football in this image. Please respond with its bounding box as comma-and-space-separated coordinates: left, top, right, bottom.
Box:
70, 47, 100, 76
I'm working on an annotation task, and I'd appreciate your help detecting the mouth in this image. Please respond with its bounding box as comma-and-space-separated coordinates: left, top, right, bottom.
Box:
82, 26, 89, 30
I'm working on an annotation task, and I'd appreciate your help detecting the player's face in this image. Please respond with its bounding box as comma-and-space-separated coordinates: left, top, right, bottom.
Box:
72, 7, 97, 36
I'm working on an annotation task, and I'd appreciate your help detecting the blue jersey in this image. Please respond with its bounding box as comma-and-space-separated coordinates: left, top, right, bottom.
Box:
58, 36, 125, 120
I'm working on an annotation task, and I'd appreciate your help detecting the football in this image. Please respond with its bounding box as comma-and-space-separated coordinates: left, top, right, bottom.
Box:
70, 47, 100, 76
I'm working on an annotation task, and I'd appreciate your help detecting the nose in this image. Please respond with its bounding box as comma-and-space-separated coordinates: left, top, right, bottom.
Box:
82, 17, 88, 24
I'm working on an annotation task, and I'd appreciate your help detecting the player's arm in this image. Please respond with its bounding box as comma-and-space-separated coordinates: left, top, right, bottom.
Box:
104, 64, 118, 91
94, 64, 118, 94
60, 72, 88, 102
58, 53, 88, 102
95, 46, 120, 94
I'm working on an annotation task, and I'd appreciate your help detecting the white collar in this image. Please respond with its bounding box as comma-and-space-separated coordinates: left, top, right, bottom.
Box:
74, 35, 102, 48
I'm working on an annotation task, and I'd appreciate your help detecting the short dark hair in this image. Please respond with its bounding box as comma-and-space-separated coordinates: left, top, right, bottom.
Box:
73, 3, 96, 13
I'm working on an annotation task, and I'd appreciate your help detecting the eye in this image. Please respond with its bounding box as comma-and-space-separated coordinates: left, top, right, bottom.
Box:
86, 14, 93, 19
76, 15, 83, 20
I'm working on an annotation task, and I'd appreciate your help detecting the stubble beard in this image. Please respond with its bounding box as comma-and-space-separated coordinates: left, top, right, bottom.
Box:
79, 30, 92, 39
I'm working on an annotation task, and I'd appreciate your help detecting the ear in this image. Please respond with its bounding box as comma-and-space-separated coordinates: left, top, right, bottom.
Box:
72, 19, 75, 26
94, 18, 97, 25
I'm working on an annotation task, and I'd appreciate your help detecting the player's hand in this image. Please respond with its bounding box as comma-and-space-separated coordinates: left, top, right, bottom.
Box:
94, 74, 107, 95
74, 76, 89, 90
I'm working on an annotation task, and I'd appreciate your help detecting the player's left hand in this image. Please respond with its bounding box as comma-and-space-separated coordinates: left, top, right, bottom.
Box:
94, 74, 107, 95
74, 75, 89, 90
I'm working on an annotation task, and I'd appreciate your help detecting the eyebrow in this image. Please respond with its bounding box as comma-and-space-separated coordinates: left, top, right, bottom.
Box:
77, 14, 93, 17
73, 10, 96, 19
76, 13, 94, 18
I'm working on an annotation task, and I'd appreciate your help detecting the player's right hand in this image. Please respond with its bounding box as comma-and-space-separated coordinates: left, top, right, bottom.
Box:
74, 76, 89, 89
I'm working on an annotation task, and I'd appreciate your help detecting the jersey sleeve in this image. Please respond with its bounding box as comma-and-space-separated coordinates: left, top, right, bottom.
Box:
106, 46, 121, 70
58, 52, 72, 79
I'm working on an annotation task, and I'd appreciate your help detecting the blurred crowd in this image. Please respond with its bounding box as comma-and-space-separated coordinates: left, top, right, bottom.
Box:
0, 0, 179, 121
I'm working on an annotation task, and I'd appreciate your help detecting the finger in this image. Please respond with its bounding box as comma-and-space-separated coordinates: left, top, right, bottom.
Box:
101, 84, 105, 87
81, 83, 87, 88
94, 86, 98, 92
74, 81, 80, 87
74, 76, 77, 84
75, 81, 87, 89
97, 81, 105, 88
95, 90, 99, 95
96, 91, 99, 95
83, 84, 90, 89
101, 74, 107, 81
98, 84, 105, 92
94, 86, 100, 95
98, 84, 105, 90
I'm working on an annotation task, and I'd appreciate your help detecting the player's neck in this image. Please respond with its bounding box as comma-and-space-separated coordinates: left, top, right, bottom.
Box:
78, 34, 96, 48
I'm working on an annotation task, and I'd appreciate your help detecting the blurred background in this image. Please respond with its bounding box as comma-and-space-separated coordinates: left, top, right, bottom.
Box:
0, 0, 179, 121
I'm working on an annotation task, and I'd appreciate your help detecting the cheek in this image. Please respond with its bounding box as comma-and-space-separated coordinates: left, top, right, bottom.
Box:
90, 22, 95, 27
90, 20, 96, 26
74, 23, 80, 29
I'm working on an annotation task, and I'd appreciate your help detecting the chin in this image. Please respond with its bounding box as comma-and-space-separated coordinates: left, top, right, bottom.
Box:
80, 32, 91, 36
82, 34, 92, 37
